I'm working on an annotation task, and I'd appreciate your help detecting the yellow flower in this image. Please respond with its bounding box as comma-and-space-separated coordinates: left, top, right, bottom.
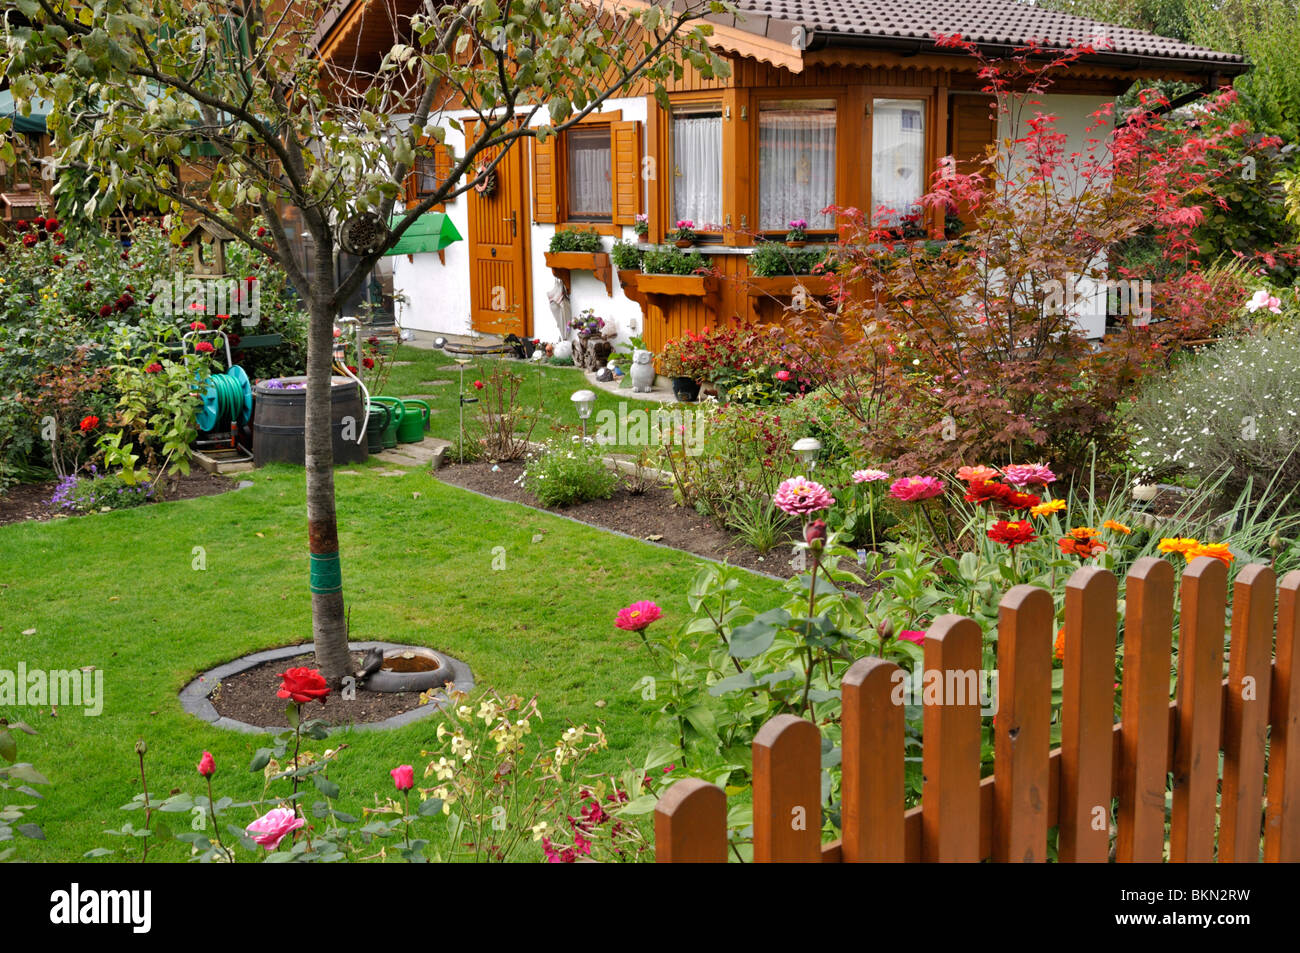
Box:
1159, 537, 1201, 558
1030, 499, 1066, 518
531, 821, 549, 841
1103, 519, 1132, 535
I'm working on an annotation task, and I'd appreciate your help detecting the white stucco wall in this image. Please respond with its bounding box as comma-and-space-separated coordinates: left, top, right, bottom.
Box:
393, 90, 1119, 344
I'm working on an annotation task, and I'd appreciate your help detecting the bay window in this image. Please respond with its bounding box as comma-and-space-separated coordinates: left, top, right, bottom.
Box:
758, 98, 836, 233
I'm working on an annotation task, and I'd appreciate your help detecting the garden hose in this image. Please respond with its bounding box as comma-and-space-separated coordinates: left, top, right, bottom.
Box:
196, 368, 252, 433
332, 359, 371, 446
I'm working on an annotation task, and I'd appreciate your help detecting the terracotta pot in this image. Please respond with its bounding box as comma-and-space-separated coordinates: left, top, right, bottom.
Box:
785, 240, 807, 248
674, 238, 694, 249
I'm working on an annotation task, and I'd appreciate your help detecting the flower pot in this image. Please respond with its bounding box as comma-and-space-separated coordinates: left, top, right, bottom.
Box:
674, 239, 694, 249
785, 240, 807, 248
670, 376, 700, 402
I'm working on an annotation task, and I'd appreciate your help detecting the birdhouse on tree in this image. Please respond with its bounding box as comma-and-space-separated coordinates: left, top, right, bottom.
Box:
182, 220, 234, 277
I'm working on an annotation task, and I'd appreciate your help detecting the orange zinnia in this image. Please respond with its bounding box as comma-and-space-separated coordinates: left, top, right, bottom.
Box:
1068, 526, 1100, 539
1058, 536, 1107, 559
1054, 626, 1065, 661
1030, 499, 1066, 518
1103, 519, 1132, 535
1188, 542, 1234, 566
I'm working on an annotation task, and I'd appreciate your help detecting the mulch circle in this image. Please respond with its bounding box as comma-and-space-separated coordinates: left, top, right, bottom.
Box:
0, 470, 239, 527
435, 459, 872, 586
209, 651, 430, 729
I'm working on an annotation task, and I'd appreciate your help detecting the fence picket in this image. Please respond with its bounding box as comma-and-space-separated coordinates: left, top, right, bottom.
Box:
753, 714, 821, 862
1170, 556, 1228, 862
654, 777, 727, 862
1265, 570, 1300, 862
921, 615, 983, 862
1219, 564, 1275, 862
1116, 557, 1175, 862
1059, 567, 1118, 862
841, 657, 905, 862
992, 585, 1053, 862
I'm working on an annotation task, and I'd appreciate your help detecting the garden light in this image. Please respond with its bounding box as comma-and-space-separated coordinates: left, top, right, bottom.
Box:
792, 436, 822, 468
571, 389, 596, 438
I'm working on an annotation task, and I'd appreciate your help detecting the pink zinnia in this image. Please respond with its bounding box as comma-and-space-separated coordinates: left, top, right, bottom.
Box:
1002, 463, 1057, 487
898, 630, 926, 645
616, 600, 662, 632
773, 477, 836, 515
955, 465, 999, 483
888, 476, 946, 503
245, 807, 304, 850
852, 468, 889, 484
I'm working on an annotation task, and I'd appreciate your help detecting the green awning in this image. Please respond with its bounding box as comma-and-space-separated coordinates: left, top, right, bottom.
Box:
0, 90, 51, 135
385, 211, 461, 255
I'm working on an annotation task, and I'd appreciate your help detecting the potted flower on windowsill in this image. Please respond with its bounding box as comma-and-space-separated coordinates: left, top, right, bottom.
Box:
785, 219, 809, 248
671, 219, 696, 248
633, 213, 649, 239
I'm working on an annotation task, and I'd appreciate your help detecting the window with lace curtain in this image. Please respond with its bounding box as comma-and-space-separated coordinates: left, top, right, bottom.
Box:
871, 98, 927, 227
758, 98, 836, 233
670, 104, 723, 230
566, 126, 613, 222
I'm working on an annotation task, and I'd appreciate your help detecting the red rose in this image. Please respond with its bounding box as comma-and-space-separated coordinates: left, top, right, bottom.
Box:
197, 751, 215, 778
804, 519, 827, 547
473, 380, 484, 390
256, 226, 267, 237
79, 415, 99, 432
44, 217, 59, 230
53, 232, 66, 245
195, 341, 215, 354
22, 234, 36, 248
98, 305, 113, 318
145, 362, 163, 374
277, 667, 329, 705
13, 220, 27, 232
362, 357, 375, 369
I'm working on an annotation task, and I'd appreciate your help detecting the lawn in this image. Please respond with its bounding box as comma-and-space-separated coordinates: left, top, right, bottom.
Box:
376, 346, 657, 453
0, 456, 782, 861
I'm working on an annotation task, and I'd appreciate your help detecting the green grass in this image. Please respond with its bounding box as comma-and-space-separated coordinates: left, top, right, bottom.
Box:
376, 347, 659, 452
0, 462, 782, 861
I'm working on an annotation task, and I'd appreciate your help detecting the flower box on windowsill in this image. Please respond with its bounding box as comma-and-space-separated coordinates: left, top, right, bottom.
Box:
635, 273, 721, 320
544, 251, 613, 297
744, 275, 833, 320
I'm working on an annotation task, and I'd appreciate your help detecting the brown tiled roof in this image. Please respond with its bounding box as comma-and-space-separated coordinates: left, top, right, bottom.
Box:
714, 0, 1247, 73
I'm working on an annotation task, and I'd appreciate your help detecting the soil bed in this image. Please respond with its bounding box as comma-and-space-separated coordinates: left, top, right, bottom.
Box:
0, 470, 237, 527
209, 651, 431, 728
436, 459, 872, 587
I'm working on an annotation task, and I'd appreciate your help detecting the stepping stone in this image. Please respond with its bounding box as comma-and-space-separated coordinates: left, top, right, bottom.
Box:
375, 470, 407, 477
417, 379, 456, 386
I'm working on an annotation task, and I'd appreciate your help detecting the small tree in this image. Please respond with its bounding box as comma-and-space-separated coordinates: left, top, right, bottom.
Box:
2, 0, 731, 680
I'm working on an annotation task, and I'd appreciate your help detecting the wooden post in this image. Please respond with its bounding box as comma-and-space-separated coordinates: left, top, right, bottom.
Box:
1170, 557, 1228, 862
841, 657, 905, 862
1265, 570, 1300, 862
993, 585, 1053, 862
655, 778, 727, 863
1059, 567, 1118, 862
1116, 557, 1175, 862
920, 615, 983, 862
753, 715, 822, 862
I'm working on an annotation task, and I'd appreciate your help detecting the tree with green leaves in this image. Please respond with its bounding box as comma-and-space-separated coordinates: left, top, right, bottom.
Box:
1, 0, 731, 681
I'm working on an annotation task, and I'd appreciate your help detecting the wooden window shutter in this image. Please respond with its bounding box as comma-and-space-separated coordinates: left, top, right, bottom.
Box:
610, 120, 643, 225
532, 133, 559, 223
404, 138, 455, 212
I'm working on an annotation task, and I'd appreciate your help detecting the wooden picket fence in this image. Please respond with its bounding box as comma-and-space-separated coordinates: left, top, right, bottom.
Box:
654, 558, 1300, 862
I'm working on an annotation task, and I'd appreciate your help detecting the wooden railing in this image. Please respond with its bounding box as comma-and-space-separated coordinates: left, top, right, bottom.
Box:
654, 558, 1300, 863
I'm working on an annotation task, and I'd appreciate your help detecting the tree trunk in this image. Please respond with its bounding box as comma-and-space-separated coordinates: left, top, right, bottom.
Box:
304, 241, 352, 683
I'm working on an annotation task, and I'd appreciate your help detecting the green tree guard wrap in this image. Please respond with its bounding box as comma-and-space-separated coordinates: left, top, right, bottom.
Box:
309, 551, 343, 594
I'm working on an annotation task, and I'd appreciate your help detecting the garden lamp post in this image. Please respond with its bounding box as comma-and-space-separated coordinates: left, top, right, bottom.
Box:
571, 389, 596, 439
456, 358, 476, 463
793, 436, 822, 470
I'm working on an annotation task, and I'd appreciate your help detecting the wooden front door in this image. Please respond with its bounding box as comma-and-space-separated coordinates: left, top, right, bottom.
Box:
467, 121, 530, 337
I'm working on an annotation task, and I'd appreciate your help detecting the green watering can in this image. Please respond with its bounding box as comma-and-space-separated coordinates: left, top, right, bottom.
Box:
365, 402, 391, 455
396, 399, 431, 444
371, 396, 403, 449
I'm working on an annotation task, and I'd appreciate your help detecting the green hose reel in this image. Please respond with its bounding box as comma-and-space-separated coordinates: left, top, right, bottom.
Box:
196, 364, 253, 432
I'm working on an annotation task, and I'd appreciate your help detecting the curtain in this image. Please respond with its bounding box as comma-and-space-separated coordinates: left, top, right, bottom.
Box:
871, 99, 926, 226
567, 129, 612, 219
672, 112, 722, 227
758, 101, 836, 231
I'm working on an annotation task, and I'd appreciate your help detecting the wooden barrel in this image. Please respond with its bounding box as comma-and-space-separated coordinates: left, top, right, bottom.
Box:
252, 376, 368, 466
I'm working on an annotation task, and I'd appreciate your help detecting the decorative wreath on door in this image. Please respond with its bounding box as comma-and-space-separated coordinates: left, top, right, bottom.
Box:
474, 163, 498, 197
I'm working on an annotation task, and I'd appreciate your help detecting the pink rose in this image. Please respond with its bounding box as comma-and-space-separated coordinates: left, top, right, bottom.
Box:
245, 807, 305, 850
391, 764, 415, 791
197, 751, 215, 778
898, 630, 926, 645
775, 370, 791, 381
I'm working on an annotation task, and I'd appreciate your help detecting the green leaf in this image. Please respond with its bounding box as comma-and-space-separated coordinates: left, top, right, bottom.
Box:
617, 794, 658, 816
708, 671, 756, 696
285, 703, 299, 728
312, 774, 340, 799
248, 748, 272, 772
0, 731, 16, 764
417, 797, 444, 817
730, 608, 790, 659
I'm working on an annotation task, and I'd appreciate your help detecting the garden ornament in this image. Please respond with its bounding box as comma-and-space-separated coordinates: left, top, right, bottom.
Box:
630, 349, 655, 393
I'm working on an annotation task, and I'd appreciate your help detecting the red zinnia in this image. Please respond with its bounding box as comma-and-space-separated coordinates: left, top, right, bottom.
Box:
190, 321, 207, 331
98, 305, 113, 318
964, 480, 1008, 505
79, 415, 99, 432
145, 362, 163, 374
362, 357, 375, 369
987, 520, 1038, 547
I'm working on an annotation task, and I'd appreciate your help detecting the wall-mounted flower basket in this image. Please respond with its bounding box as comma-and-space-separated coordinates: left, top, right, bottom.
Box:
545, 251, 613, 297
743, 275, 832, 321
637, 273, 721, 320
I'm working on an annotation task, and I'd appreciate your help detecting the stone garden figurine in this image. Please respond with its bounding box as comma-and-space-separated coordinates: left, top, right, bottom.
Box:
630, 349, 655, 393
